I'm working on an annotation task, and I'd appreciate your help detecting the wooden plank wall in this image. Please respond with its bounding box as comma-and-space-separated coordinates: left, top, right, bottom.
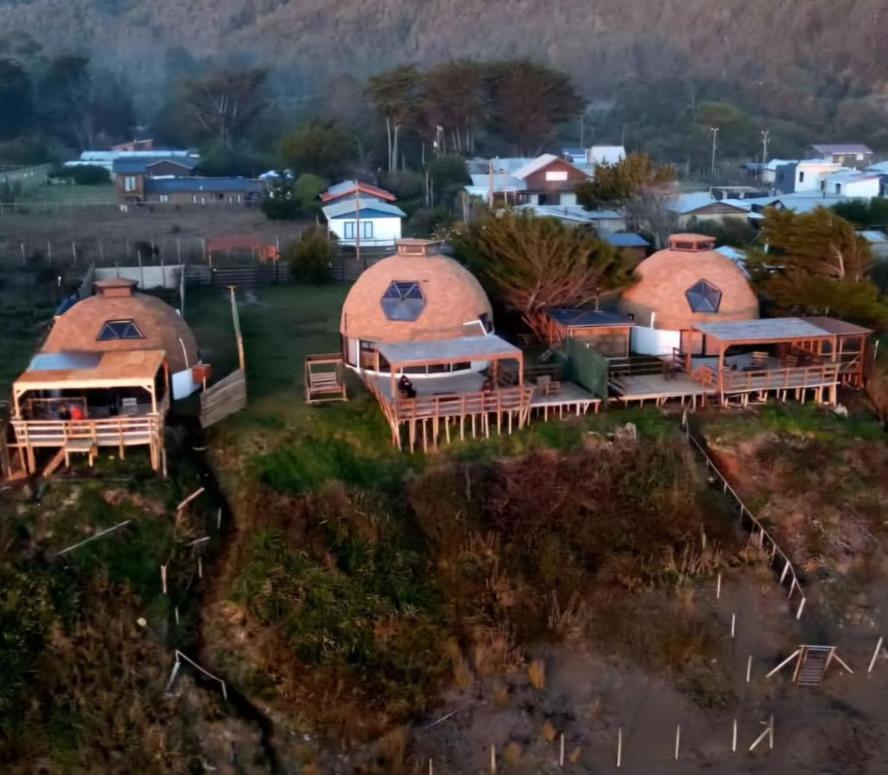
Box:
199, 370, 247, 428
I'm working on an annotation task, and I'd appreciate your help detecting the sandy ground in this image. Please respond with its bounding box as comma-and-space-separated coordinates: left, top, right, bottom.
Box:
406, 568, 888, 774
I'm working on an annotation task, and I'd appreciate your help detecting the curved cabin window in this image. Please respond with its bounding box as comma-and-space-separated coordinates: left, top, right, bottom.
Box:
97, 319, 145, 341
381, 281, 426, 321
685, 279, 723, 313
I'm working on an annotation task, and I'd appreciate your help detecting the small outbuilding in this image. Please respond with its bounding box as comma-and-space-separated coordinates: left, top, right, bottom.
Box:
541, 308, 634, 356
322, 196, 406, 247
619, 233, 759, 355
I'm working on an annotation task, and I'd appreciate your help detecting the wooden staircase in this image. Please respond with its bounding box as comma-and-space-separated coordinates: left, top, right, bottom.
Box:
795, 647, 832, 686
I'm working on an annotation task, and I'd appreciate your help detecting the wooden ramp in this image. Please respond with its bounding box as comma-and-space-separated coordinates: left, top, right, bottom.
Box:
200, 370, 247, 428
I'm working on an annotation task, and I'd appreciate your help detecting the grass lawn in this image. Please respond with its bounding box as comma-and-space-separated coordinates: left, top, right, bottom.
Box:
17, 182, 117, 205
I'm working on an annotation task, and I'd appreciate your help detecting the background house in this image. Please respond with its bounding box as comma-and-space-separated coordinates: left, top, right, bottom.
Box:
810, 143, 874, 168
140, 177, 264, 205
774, 160, 843, 193
822, 171, 882, 198
114, 156, 198, 203
465, 153, 589, 206
668, 193, 753, 228
322, 196, 406, 247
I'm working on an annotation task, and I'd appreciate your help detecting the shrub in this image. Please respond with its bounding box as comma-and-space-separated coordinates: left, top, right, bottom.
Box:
261, 175, 300, 220
284, 227, 336, 283
56, 165, 109, 185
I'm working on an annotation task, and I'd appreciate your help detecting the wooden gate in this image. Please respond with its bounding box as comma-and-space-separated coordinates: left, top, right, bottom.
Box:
200, 370, 247, 428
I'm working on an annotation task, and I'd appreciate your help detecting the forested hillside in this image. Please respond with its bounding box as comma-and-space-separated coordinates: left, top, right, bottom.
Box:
1, 0, 887, 103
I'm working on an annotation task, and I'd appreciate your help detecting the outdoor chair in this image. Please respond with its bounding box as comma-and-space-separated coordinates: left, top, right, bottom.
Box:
750, 351, 769, 370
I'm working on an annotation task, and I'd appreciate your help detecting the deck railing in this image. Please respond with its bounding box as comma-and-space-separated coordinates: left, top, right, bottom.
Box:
391, 386, 534, 423
721, 362, 840, 394
11, 414, 162, 448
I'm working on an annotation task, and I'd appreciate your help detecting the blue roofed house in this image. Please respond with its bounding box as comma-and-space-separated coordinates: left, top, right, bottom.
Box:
141, 177, 264, 206
321, 196, 407, 247
109, 152, 262, 206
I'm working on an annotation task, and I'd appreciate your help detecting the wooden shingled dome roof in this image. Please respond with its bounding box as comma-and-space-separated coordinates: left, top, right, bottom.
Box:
619, 234, 758, 331
340, 240, 493, 343
41, 278, 199, 373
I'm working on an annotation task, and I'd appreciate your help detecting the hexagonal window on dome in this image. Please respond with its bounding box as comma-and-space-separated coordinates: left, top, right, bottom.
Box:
381, 281, 426, 321
685, 279, 723, 313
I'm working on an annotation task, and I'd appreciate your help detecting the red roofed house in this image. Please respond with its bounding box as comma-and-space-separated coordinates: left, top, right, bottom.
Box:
321, 180, 397, 205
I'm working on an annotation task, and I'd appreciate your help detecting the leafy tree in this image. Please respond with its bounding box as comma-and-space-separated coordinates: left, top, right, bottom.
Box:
261, 176, 300, 220
195, 143, 269, 177
38, 55, 91, 148
280, 120, 354, 179
420, 60, 489, 154
486, 60, 583, 154
56, 164, 109, 185
0, 59, 33, 139
747, 208, 888, 328
367, 65, 423, 171
832, 198, 888, 229
293, 173, 328, 212
285, 226, 336, 282
453, 212, 633, 340
576, 152, 676, 208
180, 68, 268, 147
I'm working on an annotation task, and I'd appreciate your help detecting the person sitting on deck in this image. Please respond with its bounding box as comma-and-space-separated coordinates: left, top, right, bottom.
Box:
397, 375, 416, 399
58, 403, 71, 421
482, 376, 494, 393
69, 403, 85, 421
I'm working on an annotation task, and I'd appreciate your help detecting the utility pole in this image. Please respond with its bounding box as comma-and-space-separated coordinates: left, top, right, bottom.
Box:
709, 127, 720, 178
488, 158, 494, 210
579, 111, 585, 149
354, 185, 363, 270
760, 129, 771, 183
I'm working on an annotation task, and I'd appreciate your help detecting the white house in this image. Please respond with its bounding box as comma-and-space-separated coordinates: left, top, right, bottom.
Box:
321, 197, 406, 247
822, 171, 882, 198
775, 160, 843, 193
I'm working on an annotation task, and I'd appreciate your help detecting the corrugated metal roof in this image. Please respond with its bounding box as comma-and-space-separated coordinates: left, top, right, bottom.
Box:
321, 197, 406, 219
322, 179, 396, 202
512, 204, 622, 223
604, 232, 650, 248
802, 316, 872, 336
28, 351, 102, 372
144, 177, 263, 194
512, 153, 562, 180
812, 143, 873, 155
588, 145, 626, 165
547, 308, 634, 328
693, 318, 833, 342
377, 334, 521, 365
113, 157, 196, 174
860, 230, 888, 243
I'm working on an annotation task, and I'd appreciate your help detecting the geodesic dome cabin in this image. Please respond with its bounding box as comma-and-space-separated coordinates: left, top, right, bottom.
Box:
340, 239, 494, 374
40, 277, 198, 373
618, 233, 758, 355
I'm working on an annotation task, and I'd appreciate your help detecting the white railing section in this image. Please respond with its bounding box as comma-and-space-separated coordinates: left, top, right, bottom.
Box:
683, 422, 807, 620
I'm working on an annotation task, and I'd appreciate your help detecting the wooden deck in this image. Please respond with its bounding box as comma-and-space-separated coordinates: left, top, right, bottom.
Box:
364, 372, 600, 451
9, 414, 165, 474
530, 381, 601, 418
610, 354, 849, 407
